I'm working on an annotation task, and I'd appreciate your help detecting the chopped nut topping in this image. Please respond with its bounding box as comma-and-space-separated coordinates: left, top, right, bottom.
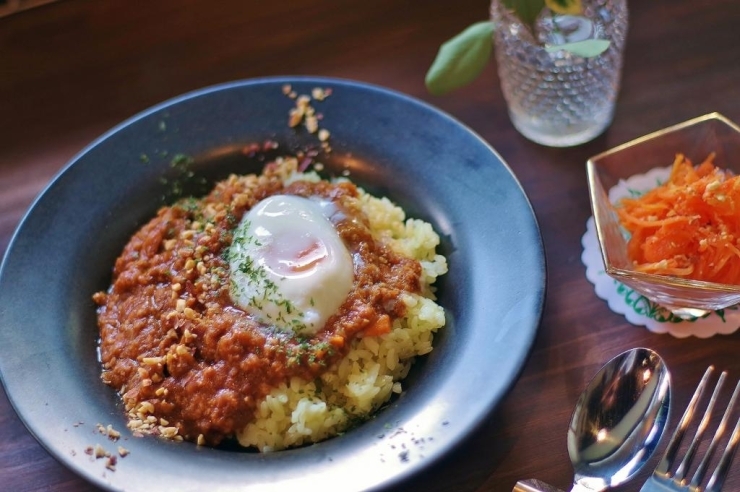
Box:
94, 444, 108, 459
284, 86, 332, 152
128, 419, 143, 429
95, 424, 122, 441
311, 87, 326, 101
160, 426, 179, 439
138, 401, 155, 414
288, 109, 303, 128
296, 94, 311, 107
305, 115, 319, 134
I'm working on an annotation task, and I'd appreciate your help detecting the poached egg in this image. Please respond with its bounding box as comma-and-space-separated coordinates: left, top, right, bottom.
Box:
228, 194, 354, 336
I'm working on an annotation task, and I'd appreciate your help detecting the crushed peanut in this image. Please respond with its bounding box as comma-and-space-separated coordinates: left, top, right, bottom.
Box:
94, 444, 108, 459
160, 426, 179, 439
284, 86, 332, 151
138, 401, 155, 414
311, 87, 326, 101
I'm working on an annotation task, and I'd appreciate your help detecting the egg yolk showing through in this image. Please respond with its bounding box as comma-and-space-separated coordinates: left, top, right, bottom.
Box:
228, 194, 354, 335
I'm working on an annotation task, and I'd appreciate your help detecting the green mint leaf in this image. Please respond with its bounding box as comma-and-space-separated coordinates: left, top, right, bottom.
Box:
545, 39, 610, 57
502, 0, 545, 27
425, 21, 495, 96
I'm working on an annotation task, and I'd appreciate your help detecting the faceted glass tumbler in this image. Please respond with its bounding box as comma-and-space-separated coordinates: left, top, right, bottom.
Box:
587, 113, 740, 318
490, 0, 628, 147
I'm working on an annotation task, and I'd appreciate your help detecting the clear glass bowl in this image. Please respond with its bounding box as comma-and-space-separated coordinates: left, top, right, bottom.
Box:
587, 113, 740, 318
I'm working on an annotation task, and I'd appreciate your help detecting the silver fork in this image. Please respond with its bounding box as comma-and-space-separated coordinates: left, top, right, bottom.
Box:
640, 366, 740, 492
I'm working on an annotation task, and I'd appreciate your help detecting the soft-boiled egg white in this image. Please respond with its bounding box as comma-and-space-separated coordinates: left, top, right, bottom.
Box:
228, 194, 354, 336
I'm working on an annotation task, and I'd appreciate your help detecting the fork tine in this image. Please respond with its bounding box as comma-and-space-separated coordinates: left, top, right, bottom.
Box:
690, 378, 740, 487
705, 393, 740, 492
673, 370, 727, 481
655, 366, 715, 476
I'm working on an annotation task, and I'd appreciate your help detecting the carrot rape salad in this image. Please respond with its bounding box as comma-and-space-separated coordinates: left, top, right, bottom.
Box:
617, 153, 740, 285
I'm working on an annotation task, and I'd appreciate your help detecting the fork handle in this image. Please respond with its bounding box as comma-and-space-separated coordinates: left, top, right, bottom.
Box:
512, 479, 566, 492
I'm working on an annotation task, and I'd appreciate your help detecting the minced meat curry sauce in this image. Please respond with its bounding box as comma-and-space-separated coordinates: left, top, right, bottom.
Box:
94, 160, 422, 447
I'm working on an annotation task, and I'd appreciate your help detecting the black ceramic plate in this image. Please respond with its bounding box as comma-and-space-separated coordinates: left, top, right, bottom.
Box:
0, 77, 545, 492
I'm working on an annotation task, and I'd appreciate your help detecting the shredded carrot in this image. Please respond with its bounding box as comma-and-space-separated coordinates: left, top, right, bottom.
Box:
617, 153, 740, 284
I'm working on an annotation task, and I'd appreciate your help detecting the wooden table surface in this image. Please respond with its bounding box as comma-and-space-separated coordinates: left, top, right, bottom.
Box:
2, 0, 740, 491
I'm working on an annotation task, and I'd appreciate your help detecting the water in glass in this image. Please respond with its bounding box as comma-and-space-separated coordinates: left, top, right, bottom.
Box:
491, 0, 628, 147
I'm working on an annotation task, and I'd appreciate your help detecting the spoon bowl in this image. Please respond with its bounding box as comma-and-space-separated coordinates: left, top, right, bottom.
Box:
567, 348, 671, 492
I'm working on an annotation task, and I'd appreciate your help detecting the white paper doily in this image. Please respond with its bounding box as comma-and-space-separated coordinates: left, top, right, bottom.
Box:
581, 163, 740, 338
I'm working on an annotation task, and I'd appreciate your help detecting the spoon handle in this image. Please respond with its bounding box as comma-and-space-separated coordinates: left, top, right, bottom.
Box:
512, 479, 566, 492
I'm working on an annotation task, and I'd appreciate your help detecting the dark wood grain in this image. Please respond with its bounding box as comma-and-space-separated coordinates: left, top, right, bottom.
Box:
2, 0, 740, 491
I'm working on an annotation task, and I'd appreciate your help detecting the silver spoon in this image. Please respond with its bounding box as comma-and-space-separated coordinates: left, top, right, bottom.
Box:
513, 347, 671, 492
568, 347, 671, 491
